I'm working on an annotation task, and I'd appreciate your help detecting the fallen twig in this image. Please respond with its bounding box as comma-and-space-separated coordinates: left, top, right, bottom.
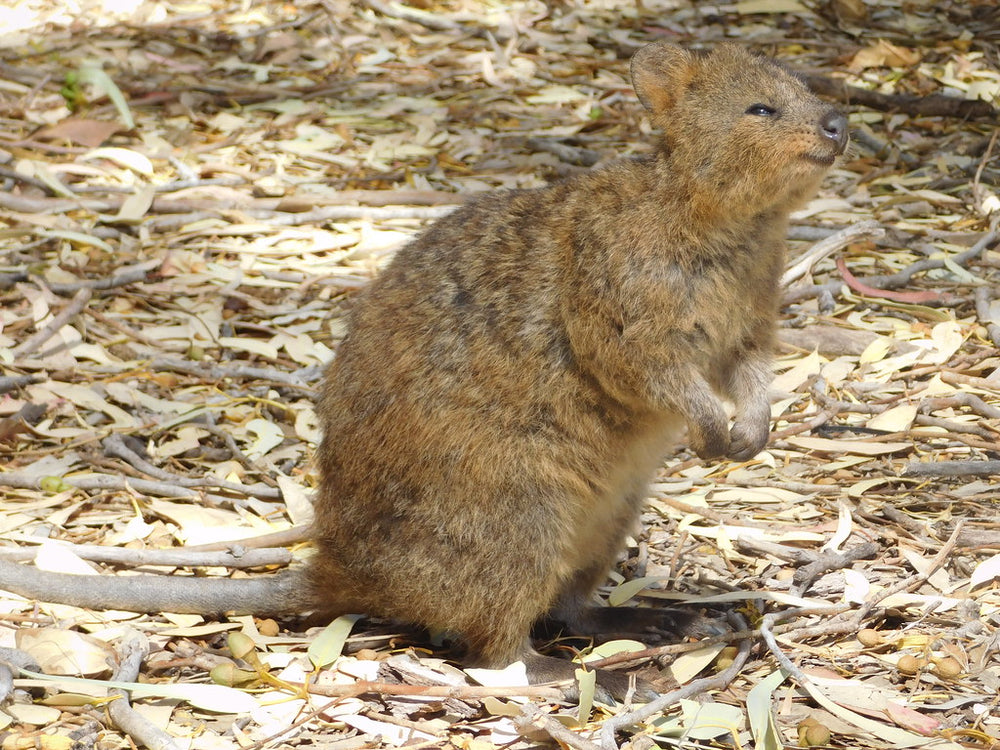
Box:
0, 166, 56, 193
598, 614, 752, 750
107, 630, 181, 750
790, 542, 880, 597
11, 287, 92, 360
86, 307, 165, 347
0, 193, 90, 213
758, 611, 809, 685
2, 185, 460, 215
781, 220, 883, 287
836, 256, 954, 304
0, 647, 39, 704
0, 470, 242, 503
654, 494, 774, 529
769, 411, 833, 441
261, 204, 456, 225
518, 704, 600, 750
0, 541, 292, 569
357, 0, 462, 33
199, 424, 278, 480
784, 228, 999, 305
233, 696, 343, 750
919, 394, 1000, 420
800, 73, 998, 120
914, 414, 999, 441
183, 525, 312, 553
736, 537, 824, 565
0, 374, 44, 395
102, 434, 282, 501
777, 608, 879, 645
75, 176, 246, 195
150, 358, 315, 389
902, 460, 1000, 477
275, 189, 462, 209
940, 371, 1000, 391
306, 679, 564, 700
46, 259, 162, 294
810, 378, 884, 415
586, 627, 757, 671
856, 520, 966, 622
974, 286, 1000, 349
744, 519, 961, 701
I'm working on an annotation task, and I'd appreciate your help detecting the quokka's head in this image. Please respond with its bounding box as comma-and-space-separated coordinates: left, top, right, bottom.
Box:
630, 42, 848, 212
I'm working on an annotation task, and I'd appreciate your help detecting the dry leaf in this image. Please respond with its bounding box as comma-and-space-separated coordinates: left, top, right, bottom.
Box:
5, 704, 63, 726
34, 118, 122, 147
866, 404, 918, 432
730, 0, 810, 13
969, 553, 1000, 590
16, 628, 116, 676
786, 436, 912, 455
848, 40, 922, 72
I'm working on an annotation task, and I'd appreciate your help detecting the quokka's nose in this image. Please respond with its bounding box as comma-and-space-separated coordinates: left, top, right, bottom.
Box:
819, 110, 849, 152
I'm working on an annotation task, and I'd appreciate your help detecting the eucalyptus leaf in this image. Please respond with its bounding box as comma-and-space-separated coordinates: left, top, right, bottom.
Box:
747, 669, 787, 750
575, 667, 596, 720
17, 668, 258, 713
78, 65, 134, 128
308, 614, 362, 669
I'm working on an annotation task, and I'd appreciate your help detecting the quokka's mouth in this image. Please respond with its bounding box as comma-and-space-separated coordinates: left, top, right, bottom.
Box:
803, 152, 839, 166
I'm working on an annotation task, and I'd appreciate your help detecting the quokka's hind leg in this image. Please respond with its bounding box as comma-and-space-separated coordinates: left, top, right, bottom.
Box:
552, 601, 724, 641
454, 580, 658, 703
547, 551, 724, 643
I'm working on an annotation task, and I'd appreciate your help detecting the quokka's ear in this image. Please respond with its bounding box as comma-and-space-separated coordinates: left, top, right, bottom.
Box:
630, 42, 697, 115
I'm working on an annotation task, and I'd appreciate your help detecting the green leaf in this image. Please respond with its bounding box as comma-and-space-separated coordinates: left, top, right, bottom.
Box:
668, 642, 726, 683
77, 65, 134, 129
575, 667, 596, 720
39, 476, 71, 493
607, 575, 664, 606
308, 614, 362, 669
578, 639, 646, 663
17, 668, 257, 713
38, 229, 114, 253
746, 669, 787, 750
651, 699, 744, 740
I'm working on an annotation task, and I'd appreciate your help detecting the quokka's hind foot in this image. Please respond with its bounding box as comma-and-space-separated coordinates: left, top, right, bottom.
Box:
550, 604, 727, 642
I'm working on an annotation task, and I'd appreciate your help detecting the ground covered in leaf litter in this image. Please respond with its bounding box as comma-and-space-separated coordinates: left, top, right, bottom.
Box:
0, 0, 999, 748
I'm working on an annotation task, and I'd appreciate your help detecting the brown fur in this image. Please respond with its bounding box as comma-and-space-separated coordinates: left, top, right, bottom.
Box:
306, 43, 846, 692
0, 42, 846, 700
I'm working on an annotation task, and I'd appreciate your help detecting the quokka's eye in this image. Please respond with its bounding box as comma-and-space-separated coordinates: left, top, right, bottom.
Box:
746, 103, 777, 116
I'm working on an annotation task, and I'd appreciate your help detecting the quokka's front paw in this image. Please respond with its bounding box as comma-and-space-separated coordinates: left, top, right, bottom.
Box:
727, 405, 771, 461
688, 415, 730, 460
